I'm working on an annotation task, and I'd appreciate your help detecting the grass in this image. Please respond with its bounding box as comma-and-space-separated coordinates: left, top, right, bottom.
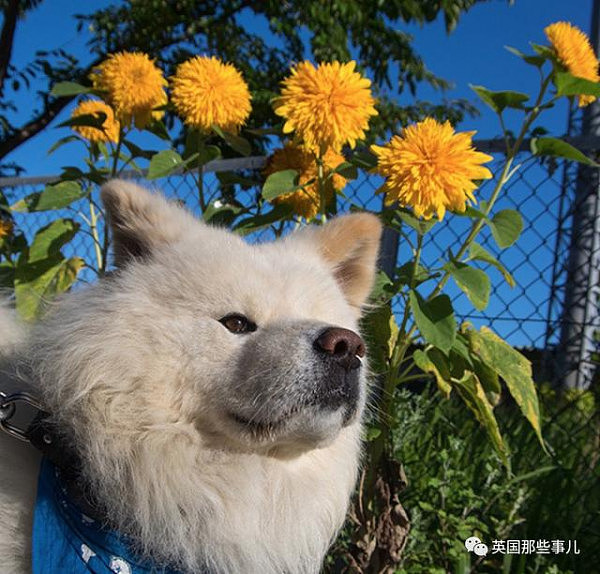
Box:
327, 382, 600, 573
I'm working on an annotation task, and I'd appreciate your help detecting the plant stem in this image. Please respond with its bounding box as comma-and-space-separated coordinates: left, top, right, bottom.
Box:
88, 197, 103, 272
398, 231, 424, 336
110, 129, 123, 179
197, 131, 207, 213
317, 155, 326, 223
426, 74, 554, 303
101, 128, 124, 275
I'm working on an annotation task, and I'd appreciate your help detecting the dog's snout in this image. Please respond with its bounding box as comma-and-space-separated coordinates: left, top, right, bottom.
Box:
314, 327, 365, 371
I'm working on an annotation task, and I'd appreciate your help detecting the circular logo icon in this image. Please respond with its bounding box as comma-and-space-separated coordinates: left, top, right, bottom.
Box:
465, 536, 481, 552
473, 542, 489, 556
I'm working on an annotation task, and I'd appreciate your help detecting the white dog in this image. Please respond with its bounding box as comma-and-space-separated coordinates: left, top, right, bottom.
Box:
0, 180, 382, 573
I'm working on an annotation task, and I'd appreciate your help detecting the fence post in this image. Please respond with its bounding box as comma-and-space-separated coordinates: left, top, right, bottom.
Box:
379, 225, 399, 279
557, 0, 600, 389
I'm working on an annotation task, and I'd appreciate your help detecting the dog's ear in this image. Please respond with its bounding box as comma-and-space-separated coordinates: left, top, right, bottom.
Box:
295, 213, 383, 308
101, 180, 196, 267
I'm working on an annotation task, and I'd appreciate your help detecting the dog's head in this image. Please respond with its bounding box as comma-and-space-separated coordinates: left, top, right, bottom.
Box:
33, 180, 382, 459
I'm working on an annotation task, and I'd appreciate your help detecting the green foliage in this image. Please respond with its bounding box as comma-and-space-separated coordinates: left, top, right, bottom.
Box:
14, 219, 84, 320
11, 181, 85, 212
212, 125, 251, 157
468, 242, 515, 287
488, 209, 523, 249
1, 0, 487, 167
444, 260, 491, 310
466, 327, 544, 449
147, 150, 187, 179
4, 9, 599, 571
409, 292, 456, 353
261, 169, 300, 200
356, 387, 599, 574
49, 81, 93, 97
554, 71, 600, 99
531, 136, 600, 167
413, 348, 452, 398
470, 85, 530, 113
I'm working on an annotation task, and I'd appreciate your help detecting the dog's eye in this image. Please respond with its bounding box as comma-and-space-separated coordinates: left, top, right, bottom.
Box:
219, 314, 257, 334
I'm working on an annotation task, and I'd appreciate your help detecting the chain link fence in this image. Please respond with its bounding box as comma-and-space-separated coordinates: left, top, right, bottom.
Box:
1, 141, 599, 388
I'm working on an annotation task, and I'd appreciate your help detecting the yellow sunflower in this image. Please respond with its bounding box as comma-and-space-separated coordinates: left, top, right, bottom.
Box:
273, 61, 378, 154
0, 219, 13, 240
70, 100, 120, 143
372, 118, 493, 220
545, 22, 600, 107
170, 56, 252, 133
264, 144, 347, 220
91, 52, 167, 128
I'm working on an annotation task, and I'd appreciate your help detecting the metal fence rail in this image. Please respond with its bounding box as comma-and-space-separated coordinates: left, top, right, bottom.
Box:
1, 141, 599, 388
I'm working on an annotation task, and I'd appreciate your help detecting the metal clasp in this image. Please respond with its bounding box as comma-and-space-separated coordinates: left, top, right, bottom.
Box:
0, 391, 43, 442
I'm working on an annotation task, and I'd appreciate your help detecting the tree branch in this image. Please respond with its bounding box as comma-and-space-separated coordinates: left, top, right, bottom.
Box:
0, 96, 73, 159
0, 0, 20, 97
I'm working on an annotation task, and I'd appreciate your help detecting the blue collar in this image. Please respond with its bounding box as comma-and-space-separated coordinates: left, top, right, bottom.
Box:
32, 457, 183, 574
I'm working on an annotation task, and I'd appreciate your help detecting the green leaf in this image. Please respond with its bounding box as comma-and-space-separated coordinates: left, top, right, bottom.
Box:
245, 126, 284, 137
451, 333, 473, 366
472, 357, 501, 397
57, 113, 107, 129
362, 301, 398, 374
212, 125, 251, 156
217, 171, 259, 187
531, 136, 599, 167
350, 150, 378, 170
409, 291, 456, 354
365, 427, 381, 441
262, 169, 299, 200
505, 46, 546, 67
50, 81, 92, 97
332, 161, 358, 180
0, 262, 14, 290
469, 242, 515, 288
28, 219, 79, 264
202, 201, 243, 226
444, 261, 491, 311
369, 270, 396, 304
15, 256, 84, 321
11, 181, 85, 212
123, 140, 156, 160
467, 326, 545, 450
52, 256, 85, 293
145, 120, 171, 141
453, 371, 509, 468
47, 135, 80, 155
463, 206, 489, 220
234, 204, 294, 235
147, 150, 185, 179
413, 348, 452, 398
198, 144, 221, 166
183, 130, 222, 166
470, 85, 529, 113
554, 71, 600, 99
396, 209, 437, 234
396, 261, 431, 287
531, 43, 556, 60
488, 209, 523, 249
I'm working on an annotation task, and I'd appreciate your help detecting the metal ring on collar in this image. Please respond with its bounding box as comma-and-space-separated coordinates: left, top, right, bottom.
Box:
0, 391, 43, 442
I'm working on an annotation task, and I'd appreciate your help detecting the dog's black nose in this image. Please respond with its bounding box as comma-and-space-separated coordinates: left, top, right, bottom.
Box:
313, 327, 365, 371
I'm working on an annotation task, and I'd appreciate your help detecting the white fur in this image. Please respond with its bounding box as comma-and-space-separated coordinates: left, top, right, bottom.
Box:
0, 305, 40, 574
0, 182, 381, 573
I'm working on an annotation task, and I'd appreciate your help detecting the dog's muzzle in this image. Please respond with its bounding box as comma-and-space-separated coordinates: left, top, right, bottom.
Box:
312, 327, 364, 414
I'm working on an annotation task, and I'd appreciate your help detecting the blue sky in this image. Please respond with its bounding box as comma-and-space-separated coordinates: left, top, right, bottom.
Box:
3, 0, 594, 349
4, 0, 592, 174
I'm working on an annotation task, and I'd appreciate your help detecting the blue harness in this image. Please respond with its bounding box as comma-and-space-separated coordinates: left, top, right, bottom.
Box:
32, 457, 182, 573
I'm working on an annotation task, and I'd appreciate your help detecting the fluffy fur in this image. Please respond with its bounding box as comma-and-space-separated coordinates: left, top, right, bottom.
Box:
0, 180, 382, 573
